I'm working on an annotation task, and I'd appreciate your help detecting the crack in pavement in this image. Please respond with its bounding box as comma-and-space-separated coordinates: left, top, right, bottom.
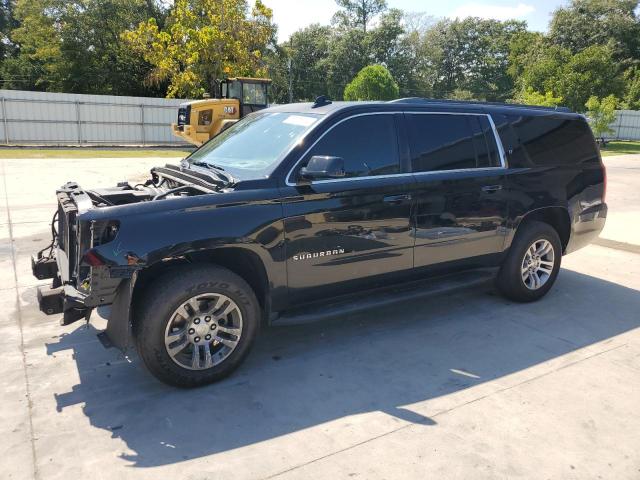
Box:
1, 159, 39, 480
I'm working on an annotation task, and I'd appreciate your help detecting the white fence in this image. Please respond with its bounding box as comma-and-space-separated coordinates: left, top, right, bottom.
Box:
3, 89, 639, 145
607, 110, 640, 141
0, 89, 191, 146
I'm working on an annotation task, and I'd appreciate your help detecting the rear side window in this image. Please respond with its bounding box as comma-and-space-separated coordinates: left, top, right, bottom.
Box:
508, 115, 598, 166
302, 114, 400, 178
406, 114, 501, 172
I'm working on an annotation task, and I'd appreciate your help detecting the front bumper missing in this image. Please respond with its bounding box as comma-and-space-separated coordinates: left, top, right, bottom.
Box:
36, 283, 92, 325
34, 182, 135, 348
35, 275, 134, 350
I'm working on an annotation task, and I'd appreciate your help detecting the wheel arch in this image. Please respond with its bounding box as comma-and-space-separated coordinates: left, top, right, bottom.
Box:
130, 246, 271, 335
508, 207, 571, 253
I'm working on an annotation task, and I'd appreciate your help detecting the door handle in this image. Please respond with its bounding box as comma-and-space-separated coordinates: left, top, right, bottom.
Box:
383, 194, 412, 204
481, 185, 503, 193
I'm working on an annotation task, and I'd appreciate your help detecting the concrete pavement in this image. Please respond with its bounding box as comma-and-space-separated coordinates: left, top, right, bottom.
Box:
1, 154, 639, 480
598, 155, 640, 248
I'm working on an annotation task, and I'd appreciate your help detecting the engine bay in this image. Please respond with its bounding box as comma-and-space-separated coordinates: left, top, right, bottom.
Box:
83, 163, 229, 207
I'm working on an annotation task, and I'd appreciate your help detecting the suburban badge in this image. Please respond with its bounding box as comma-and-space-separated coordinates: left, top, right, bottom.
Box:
293, 248, 346, 262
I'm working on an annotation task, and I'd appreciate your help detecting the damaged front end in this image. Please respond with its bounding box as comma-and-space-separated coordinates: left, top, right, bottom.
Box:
32, 163, 226, 348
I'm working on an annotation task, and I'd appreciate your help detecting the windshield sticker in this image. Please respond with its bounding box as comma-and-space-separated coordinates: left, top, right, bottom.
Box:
283, 115, 316, 127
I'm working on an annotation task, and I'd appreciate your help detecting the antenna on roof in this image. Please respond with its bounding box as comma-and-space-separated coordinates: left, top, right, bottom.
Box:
312, 96, 332, 108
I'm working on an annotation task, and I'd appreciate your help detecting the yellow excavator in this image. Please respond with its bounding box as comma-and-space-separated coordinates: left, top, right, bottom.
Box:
172, 77, 272, 146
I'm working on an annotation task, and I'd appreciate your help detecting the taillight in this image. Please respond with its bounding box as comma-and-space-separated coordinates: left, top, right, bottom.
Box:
81, 249, 105, 267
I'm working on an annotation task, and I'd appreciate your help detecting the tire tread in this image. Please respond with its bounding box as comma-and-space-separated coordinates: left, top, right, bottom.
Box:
135, 264, 260, 388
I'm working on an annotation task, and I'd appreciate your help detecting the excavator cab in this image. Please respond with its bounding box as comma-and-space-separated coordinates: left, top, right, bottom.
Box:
172, 77, 271, 146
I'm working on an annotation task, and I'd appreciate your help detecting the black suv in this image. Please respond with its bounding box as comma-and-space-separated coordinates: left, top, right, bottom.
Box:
33, 98, 607, 387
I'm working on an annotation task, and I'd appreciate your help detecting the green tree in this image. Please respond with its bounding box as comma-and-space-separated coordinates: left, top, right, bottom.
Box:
333, 0, 387, 32
343, 64, 399, 100
549, 0, 640, 64
326, 27, 370, 99
6, 0, 61, 91
586, 95, 618, 141
124, 0, 276, 98
281, 24, 332, 102
447, 89, 477, 101
399, 13, 437, 98
623, 67, 640, 109
263, 45, 291, 104
557, 45, 624, 111
507, 30, 546, 82
6, 0, 166, 95
514, 87, 564, 107
421, 18, 527, 101
512, 41, 624, 112
268, 0, 409, 101
368, 9, 414, 95
0, 0, 17, 62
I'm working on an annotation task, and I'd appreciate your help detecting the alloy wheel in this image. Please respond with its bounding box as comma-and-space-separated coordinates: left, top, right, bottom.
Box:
521, 239, 555, 290
164, 293, 243, 370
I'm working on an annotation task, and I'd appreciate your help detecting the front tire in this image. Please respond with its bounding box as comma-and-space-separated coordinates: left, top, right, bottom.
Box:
496, 220, 562, 302
135, 265, 260, 388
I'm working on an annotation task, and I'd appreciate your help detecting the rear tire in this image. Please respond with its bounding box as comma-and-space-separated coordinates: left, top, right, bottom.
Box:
496, 220, 562, 302
135, 265, 260, 388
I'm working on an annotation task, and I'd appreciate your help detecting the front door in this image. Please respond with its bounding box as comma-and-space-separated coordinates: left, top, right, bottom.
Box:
403, 112, 509, 270
281, 113, 415, 306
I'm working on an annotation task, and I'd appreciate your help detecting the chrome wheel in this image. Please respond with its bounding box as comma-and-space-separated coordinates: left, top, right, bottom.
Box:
521, 239, 555, 290
164, 293, 243, 370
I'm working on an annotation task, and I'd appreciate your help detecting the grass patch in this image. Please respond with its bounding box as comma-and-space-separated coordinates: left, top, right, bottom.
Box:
0, 148, 193, 159
600, 141, 640, 157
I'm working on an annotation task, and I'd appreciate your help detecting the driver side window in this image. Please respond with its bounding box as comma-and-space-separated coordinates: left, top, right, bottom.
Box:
302, 114, 400, 178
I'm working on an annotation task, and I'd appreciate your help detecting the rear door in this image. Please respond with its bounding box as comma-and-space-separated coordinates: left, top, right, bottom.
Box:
281, 113, 415, 305
404, 112, 509, 270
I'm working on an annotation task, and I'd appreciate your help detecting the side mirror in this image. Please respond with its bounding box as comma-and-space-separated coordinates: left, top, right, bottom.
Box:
298, 156, 345, 183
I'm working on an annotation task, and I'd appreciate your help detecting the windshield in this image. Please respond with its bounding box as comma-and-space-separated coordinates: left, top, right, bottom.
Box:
187, 112, 320, 180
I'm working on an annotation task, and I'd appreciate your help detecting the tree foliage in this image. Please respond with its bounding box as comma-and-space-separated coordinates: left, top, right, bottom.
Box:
270, 24, 332, 102
511, 40, 624, 112
343, 64, 399, 100
3, 0, 166, 94
123, 0, 276, 98
549, 0, 640, 64
586, 95, 618, 139
1, 0, 639, 111
276, 4, 410, 102
0, 0, 18, 63
623, 67, 640, 110
421, 18, 526, 101
333, 0, 387, 32
514, 88, 563, 107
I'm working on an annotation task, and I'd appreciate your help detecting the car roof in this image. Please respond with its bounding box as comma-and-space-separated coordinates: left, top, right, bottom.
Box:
263, 101, 382, 115
263, 98, 580, 119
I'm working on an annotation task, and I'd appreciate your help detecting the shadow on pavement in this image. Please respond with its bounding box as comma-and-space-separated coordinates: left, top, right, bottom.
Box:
44, 269, 640, 467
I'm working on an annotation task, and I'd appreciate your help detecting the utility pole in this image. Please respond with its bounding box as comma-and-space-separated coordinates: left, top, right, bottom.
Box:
288, 57, 293, 104
288, 37, 294, 104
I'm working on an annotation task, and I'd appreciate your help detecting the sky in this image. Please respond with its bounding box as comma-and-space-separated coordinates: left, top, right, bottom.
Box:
263, 0, 567, 41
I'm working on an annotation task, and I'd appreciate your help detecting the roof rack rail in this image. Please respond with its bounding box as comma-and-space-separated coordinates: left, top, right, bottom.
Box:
388, 97, 572, 113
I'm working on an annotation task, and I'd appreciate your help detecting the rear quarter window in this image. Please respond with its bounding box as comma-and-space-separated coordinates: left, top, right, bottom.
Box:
507, 115, 599, 166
